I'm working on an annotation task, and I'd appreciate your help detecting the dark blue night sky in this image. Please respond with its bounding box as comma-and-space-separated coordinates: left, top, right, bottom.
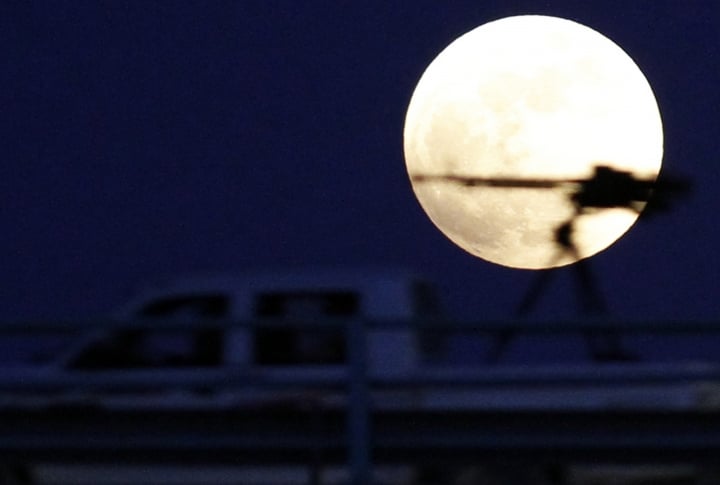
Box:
2, 1, 719, 326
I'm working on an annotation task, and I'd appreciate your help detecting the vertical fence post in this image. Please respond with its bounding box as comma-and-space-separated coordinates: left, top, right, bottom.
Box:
347, 318, 371, 485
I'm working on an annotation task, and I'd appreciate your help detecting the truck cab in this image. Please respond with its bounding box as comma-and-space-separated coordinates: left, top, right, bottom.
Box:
66, 269, 442, 377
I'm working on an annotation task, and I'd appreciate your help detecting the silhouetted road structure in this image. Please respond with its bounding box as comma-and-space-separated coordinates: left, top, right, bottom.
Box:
0, 317, 720, 484
2, 405, 720, 464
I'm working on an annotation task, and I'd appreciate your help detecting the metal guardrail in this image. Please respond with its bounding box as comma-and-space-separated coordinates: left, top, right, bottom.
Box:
2, 317, 720, 484
5, 316, 720, 331
3, 317, 720, 388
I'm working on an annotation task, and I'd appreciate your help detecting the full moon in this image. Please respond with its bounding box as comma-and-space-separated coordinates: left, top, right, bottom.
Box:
404, 15, 663, 269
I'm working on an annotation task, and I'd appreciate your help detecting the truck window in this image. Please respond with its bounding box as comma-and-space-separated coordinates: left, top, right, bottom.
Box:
68, 327, 223, 369
412, 281, 441, 316
412, 281, 447, 362
69, 295, 229, 369
253, 291, 357, 365
138, 295, 229, 318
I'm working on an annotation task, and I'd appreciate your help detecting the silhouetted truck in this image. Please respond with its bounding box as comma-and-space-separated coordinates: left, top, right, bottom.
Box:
3, 269, 717, 414
63, 269, 442, 380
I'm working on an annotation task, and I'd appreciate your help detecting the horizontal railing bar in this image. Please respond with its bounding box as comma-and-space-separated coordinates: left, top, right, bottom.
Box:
1, 317, 720, 333
0, 362, 719, 392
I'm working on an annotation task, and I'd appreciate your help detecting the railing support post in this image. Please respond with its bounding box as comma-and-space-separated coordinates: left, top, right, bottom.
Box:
347, 318, 371, 485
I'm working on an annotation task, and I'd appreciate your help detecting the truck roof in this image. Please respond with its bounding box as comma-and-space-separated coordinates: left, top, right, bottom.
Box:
116, 267, 439, 319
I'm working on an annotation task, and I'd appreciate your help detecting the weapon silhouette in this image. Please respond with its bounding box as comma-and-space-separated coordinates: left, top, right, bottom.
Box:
411, 164, 691, 362
411, 165, 689, 215
411, 165, 690, 260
